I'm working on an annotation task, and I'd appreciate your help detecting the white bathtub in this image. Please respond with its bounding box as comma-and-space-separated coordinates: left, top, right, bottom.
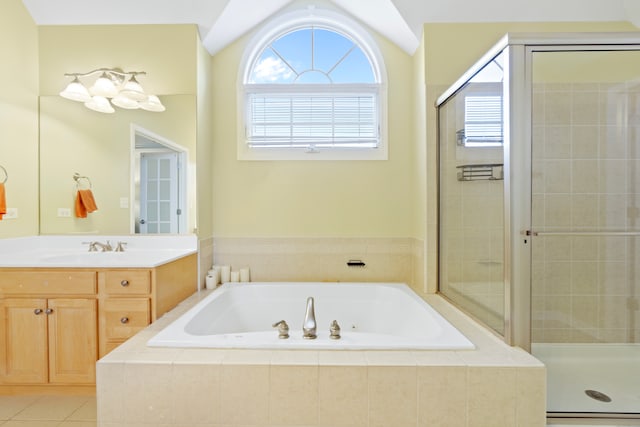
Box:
147, 282, 474, 350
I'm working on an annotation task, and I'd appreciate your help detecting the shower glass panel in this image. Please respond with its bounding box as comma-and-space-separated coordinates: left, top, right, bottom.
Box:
530, 49, 640, 416
438, 51, 506, 335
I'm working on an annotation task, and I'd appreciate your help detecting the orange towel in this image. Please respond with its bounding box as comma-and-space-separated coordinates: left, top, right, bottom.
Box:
75, 189, 98, 218
0, 183, 6, 221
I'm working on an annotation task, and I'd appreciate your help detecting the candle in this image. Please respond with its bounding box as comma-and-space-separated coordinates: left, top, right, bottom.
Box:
220, 265, 231, 283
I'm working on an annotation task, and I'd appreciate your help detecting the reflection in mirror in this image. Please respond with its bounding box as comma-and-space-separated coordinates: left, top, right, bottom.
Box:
39, 95, 197, 235
133, 127, 187, 234
438, 49, 506, 335
458, 52, 504, 148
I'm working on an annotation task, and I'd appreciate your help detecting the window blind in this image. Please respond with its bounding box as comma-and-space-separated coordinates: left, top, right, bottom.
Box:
463, 95, 503, 146
247, 93, 379, 148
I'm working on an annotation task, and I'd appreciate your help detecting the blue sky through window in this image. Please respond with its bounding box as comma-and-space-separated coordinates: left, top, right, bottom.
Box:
249, 27, 375, 84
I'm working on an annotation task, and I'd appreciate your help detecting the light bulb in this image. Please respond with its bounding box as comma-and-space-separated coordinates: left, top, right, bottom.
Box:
111, 94, 140, 109
119, 75, 147, 101
89, 72, 118, 98
84, 96, 115, 113
139, 95, 166, 112
59, 77, 91, 102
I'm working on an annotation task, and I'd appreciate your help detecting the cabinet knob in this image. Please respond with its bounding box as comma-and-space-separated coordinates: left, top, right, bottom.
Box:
120, 280, 130, 287
34, 308, 43, 315
120, 317, 129, 324
45, 308, 53, 315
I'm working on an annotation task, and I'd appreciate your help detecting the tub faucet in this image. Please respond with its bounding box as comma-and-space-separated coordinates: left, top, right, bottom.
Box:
303, 297, 317, 339
272, 320, 289, 339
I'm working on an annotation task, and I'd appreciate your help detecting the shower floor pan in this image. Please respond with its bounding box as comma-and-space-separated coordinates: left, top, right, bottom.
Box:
532, 343, 640, 417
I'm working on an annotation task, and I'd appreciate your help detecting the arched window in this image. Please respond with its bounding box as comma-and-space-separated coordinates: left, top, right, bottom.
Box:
239, 8, 387, 160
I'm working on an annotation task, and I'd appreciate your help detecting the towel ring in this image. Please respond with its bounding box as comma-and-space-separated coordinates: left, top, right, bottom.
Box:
0, 165, 7, 184
73, 172, 92, 189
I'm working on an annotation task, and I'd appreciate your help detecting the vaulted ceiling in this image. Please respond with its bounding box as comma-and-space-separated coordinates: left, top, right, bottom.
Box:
20, 0, 640, 55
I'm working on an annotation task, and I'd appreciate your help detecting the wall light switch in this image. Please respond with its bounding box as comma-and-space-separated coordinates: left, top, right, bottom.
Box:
3, 208, 18, 219
57, 208, 71, 217
120, 197, 129, 208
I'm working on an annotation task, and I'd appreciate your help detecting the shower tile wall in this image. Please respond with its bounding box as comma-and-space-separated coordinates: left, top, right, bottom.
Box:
439, 89, 505, 333
531, 81, 640, 344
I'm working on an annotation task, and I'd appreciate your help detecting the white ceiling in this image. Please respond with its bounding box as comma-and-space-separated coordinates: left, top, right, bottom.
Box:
20, 0, 640, 55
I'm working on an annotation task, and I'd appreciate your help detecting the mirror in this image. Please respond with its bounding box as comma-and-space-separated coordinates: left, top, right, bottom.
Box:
39, 95, 196, 235
133, 127, 189, 234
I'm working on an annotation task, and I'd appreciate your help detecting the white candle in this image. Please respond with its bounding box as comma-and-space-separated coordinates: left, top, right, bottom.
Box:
205, 274, 215, 290
220, 265, 231, 283
239, 267, 250, 282
230, 271, 240, 282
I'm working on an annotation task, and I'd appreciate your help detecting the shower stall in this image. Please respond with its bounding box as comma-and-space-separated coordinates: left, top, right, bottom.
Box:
437, 33, 640, 419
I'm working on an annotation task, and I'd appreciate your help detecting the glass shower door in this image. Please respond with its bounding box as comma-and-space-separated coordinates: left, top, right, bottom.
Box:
530, 49, 640, 417
438, 51, 506, 336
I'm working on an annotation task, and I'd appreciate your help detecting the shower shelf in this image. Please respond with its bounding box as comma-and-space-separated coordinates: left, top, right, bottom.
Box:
456, 163, 503, 181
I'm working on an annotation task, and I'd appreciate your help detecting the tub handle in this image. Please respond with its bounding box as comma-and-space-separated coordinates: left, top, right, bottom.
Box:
120, 317, 129, 324
330, 320, 341, 340
120, 280, 130, 287
272, 320, 289, 339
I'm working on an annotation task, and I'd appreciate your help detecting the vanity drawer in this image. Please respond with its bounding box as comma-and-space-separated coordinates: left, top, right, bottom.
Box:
103, 270, 151, 295
0, 270, 96, 295
102, 298, 150, 340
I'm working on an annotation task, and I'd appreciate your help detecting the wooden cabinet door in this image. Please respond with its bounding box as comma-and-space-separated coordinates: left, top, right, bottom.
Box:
47, 299, 97, 384
0, 298, 48, 384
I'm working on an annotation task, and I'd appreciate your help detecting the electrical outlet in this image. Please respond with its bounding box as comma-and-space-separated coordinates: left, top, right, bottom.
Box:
57, 208, 71, 217
3, 208, 18, 219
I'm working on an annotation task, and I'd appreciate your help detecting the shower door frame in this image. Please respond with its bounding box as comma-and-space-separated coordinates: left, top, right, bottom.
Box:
509, 34, 640, 352
438, 32, 640, 354
521, 40, 640, 419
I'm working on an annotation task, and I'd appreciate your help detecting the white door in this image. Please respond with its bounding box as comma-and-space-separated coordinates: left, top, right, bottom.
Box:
139, 152, 180, 234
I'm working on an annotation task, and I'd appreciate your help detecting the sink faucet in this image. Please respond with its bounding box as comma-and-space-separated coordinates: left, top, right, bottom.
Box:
88, 241, 112, 252
302, 297, 317, 339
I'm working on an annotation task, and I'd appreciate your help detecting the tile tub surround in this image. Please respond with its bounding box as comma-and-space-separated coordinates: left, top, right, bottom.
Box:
96, 290, 546, 427
212, 237, 426, 293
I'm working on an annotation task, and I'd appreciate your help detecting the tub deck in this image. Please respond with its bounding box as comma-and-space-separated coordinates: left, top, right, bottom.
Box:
96, 289, 546, 427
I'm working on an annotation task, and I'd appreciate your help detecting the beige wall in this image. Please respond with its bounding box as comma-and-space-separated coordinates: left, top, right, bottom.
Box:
210, 26, 416, 239
0, 0, 39, 238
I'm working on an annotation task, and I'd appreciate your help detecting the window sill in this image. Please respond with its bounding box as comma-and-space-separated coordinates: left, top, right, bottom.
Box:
237, 144, 388, 161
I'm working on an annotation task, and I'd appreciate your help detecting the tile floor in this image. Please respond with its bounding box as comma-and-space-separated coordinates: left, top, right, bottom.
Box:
0, 395, 95, 427
1, 395, 639, 427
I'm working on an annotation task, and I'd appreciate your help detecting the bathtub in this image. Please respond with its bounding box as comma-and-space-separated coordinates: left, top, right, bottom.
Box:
147, 282, 474, 350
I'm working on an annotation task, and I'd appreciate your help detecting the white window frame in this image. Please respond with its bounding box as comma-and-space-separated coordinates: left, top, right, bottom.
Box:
457, 82, 504, 148
237, 7, 388, 161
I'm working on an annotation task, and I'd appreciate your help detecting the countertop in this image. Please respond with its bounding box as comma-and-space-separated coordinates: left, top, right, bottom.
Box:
0, 235, 197, 268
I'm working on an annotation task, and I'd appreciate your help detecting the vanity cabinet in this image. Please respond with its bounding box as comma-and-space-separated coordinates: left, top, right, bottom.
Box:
0, 271, 97, 386
0, 253, 197, 392
98, 269, 152, 356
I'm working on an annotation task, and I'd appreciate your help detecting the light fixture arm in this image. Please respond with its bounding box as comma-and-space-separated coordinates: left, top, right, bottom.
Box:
63, 68, 147, 78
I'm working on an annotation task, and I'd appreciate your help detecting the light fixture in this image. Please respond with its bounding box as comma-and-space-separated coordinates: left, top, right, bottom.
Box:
59, 68, 165, 113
